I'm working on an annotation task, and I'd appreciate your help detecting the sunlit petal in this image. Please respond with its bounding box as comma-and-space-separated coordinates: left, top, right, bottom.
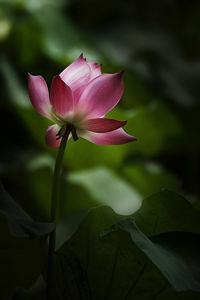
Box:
77, 72, 124, 118
60, 54, 91, 100
28, 73, 51, 117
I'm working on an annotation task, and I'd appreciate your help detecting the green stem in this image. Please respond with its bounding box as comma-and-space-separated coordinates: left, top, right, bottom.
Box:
46, 125, 71, 300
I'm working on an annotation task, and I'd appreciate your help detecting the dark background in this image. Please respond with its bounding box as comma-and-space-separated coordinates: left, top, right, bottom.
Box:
0, 0, 200, 298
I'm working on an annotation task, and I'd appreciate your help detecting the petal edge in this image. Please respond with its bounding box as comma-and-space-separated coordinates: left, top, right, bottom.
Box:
60, 54, 91, 100
79, 128, 137, 145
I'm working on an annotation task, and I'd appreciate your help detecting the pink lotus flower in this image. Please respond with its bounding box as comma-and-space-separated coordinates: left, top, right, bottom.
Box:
28, 54, 136, 147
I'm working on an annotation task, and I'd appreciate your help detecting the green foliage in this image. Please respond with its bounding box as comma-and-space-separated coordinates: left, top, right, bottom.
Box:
68, 167, 142, 215
1, 0, 200, 298
0, 182, 54, 238
56, 210, 89, 250
53, 206, 200, 299
104, 219, 200, 292
51, 191, 200, 298
125, 101, 183, 156
134, 190, 200, 236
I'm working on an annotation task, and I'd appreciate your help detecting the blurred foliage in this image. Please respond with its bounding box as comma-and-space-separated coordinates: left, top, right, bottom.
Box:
0, 0, 200, 298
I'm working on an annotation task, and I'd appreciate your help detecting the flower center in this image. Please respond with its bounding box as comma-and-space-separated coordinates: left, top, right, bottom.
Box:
50, 107, 88, 141
56, 123, 79, 141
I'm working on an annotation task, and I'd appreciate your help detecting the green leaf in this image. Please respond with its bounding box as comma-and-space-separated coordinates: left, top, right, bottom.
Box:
25, 153, 101, 219
56, 210, 89, 250
68, 167, 142, 215
0, 181, 54, 238
133, 190, 200, 236
54, 207, 179, 299
104, 218, 200, 291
